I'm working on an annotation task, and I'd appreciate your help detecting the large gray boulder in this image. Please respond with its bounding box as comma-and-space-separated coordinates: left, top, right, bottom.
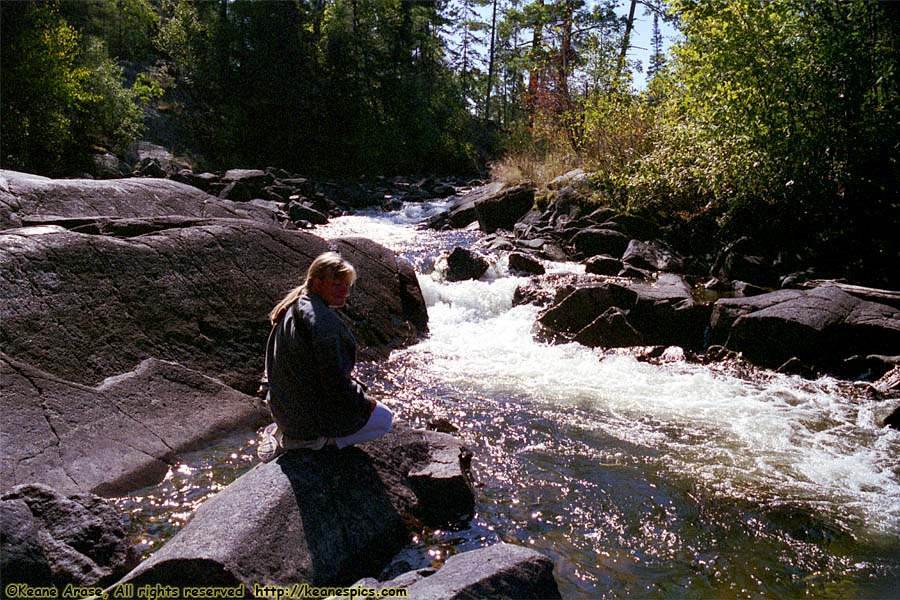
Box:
109, 427, 475, 592
0, 222, 427, 393
428, 182, 535, 232
622, 239, 684, 273
536, 274, 708, 350
538, 283, 637, 334
474, 183, 536, 234
570, 227, 630, 259
723, 285, 900, 369
626, 273, 710, 349
1, 355, 268, 495
354, 542, 561, 599
1, 484, 140, 587
0, 169, 277, 229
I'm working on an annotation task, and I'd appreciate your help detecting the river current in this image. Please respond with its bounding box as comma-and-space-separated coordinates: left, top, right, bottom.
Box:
115, 200, 900, 598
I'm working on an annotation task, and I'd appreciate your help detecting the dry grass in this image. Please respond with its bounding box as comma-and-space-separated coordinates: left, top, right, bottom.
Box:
490, 150, 582, 187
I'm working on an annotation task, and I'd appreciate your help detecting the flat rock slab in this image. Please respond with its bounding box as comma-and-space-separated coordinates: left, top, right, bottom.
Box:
357, 542, 562, 599
1, 484, 140, 587
0, 170, 276, 229
110, 427, 475, 592
0, 221, 426, 393
723, 286, 900, 368
1, 355, 268, 495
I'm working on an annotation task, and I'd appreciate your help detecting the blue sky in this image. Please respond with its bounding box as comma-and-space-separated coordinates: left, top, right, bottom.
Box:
613, 1, 680, 88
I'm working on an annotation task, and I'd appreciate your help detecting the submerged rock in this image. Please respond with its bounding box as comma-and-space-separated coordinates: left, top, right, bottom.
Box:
1, 484, 140, 587
354, 542, 561, 599
109, 427, 474, 592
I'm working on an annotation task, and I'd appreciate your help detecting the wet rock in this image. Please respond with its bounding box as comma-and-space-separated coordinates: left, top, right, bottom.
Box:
512, 273, 584, 307
627, 274, 709, 350
622, 239, 684, 273
1, 356, 268, 495
426, 418, 459, 433
836, 354, 899, 381
584, 255, 622, 276
508, 252, 545, 275
884, 404, 900, 430
776, 357, 818, 379
726, 286, 900, 369
573, 307, 644, 348
0, 169, 276, 229
358, 542, 561, 600
474, 184, 536, 234
0, 223, 426, 393
440, 247, 490, 282
874, 366, 900, 399
570, 227, 630, 259
1, 484, 139, 587
287, 200, 328, 225
536, 274, 708, 350
110, 427, 474, 592
538, 283, 638, 334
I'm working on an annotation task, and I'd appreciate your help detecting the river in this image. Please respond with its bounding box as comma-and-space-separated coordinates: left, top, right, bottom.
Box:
114, 200, 900, 598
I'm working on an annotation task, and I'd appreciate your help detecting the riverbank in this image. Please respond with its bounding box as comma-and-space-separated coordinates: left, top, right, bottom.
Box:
2, 166, 898, 598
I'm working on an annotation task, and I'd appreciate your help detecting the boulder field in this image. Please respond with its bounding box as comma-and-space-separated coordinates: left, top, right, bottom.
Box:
430, 179, 900, 382
0, 168, 562, 597
1, 169, 427, 496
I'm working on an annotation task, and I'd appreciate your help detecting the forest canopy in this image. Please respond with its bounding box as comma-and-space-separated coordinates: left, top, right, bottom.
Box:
2, 0, 898, 283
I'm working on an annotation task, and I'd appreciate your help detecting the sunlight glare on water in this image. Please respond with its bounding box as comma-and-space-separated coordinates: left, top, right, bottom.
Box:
104, 200, 899, 598
404, 268, 900, 538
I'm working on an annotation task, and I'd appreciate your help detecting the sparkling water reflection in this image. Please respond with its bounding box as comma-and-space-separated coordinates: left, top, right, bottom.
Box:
112, 203, 900, 598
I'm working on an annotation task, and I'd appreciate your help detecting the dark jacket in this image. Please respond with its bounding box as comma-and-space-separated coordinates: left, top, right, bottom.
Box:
265, 292, 370, 439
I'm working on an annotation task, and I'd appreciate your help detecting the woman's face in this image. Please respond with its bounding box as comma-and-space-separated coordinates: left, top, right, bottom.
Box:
310, 274, 352, 307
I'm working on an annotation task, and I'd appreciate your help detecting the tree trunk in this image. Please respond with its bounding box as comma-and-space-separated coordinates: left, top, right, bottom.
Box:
484, 0, 499, 124
615, 0, 638, 82
526, 0, 545, 125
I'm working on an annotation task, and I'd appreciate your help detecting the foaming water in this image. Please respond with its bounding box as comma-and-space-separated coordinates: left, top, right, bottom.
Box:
111, 202, 899, 598
321, 204, 900, 597
406, 272, 900, 537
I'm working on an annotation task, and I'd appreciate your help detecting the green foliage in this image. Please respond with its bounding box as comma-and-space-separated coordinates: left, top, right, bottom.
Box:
150, 0, 478, 175
2, 1, 161, 175
630, 0, 900, 269
58, 0, 158, 62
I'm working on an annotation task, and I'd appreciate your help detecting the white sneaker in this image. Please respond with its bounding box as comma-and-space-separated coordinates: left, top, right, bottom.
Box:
257, 423, 283, 463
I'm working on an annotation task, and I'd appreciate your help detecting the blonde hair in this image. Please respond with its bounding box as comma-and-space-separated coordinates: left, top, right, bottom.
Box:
269, 252, 357, 324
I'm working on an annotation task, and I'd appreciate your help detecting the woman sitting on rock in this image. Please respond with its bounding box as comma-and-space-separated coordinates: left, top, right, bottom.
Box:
257, 251, 393, 462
